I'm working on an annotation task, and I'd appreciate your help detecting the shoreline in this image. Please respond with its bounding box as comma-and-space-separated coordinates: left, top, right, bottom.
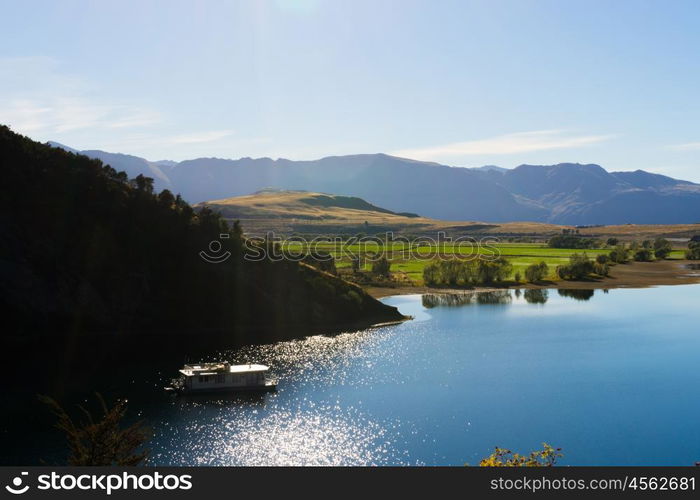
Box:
365, 259, 700, 299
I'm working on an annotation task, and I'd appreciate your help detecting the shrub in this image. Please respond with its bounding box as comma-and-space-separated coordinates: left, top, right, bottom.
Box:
475, 257, 513, 284
609, 245, 630, 264
39, 394, 150, 466
594, 262, 610, 276
423, 263, 440, 285
478, 443, 562, 467
423, 260, 466, 286
687, 242, 700, 260
557, 253, 595, 280
633, 248, 654, 262
524, 261, 549, 283
371, 257, 391, 277
653, 238, 672, 260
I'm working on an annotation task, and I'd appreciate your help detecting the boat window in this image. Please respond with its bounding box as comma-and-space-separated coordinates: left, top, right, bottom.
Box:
216, 374, 225, 384
198, 375, 210, 383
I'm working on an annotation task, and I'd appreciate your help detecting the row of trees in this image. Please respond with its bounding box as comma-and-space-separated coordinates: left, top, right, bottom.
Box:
553, 236, 693, 281
551, 233, 676, 259
423, 258, 513, 286
318, 234, 692, 288
548, 234, 600, 249
607, 238, 673, 264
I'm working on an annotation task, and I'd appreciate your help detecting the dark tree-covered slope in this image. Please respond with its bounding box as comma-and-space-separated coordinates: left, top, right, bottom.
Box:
0, 126, 403, 357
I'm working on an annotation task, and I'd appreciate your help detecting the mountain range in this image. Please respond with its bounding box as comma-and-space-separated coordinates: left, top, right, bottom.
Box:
48, 142, 700, 225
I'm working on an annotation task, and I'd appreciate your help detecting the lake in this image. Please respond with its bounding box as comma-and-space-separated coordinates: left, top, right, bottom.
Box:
9, 285, 700, 465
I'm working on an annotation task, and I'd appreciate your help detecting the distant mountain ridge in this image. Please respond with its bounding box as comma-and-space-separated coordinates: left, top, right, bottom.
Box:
48, 143, 700, 225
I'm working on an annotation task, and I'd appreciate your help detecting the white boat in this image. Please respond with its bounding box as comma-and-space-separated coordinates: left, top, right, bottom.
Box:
166, 362, 277, 394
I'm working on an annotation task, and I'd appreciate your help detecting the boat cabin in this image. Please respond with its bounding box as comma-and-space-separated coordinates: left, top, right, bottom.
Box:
176, 362, 273, 392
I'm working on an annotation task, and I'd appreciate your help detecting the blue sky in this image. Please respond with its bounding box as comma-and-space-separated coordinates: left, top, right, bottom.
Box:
1, 0, 700, 180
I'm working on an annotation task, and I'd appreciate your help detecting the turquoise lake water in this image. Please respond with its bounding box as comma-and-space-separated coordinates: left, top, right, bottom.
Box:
139, 285, 700, 465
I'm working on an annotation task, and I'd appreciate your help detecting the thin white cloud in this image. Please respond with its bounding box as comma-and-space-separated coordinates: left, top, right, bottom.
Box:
1, 97, 161, 135
392, 130, 616, 161
667, 142, 700, 151
0, 56, 236, 158
0, 99, 53, 133
94, 129, 244, 157
0, 56, 160, 136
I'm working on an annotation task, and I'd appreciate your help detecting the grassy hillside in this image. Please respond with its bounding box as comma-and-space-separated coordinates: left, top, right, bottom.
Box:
198, 189, 428, 227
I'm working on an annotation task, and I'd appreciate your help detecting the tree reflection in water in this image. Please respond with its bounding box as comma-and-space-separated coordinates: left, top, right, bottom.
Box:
557, 289, 595, 301
422, 291, 512, 308
421, 288, 602, 308
523, 288, 548, 304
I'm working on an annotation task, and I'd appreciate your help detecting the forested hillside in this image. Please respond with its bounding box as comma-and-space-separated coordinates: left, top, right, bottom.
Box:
0, 126, 403, 358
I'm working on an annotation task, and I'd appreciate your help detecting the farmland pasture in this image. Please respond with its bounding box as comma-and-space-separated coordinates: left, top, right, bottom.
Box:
279, 239, 687, 285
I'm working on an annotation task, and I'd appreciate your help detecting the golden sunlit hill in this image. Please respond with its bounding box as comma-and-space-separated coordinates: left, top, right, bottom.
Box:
196, 189, 435, 234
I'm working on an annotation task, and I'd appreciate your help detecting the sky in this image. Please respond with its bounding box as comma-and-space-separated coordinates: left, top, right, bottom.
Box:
1, 0, 700, 180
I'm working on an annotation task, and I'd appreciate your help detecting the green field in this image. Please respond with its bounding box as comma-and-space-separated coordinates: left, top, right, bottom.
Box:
281, 240, 686, 285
